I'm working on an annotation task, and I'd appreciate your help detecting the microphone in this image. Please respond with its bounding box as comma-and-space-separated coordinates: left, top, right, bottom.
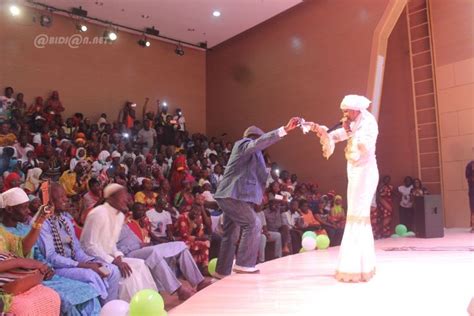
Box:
326, 120, 343, 133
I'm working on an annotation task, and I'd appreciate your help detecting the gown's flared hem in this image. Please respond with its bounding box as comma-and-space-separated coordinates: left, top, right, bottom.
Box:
335, 268, 376, 283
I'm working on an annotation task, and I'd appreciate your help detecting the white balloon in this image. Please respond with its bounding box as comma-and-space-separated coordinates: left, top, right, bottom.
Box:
100, 300, 129, 316
302, 236, 317, 251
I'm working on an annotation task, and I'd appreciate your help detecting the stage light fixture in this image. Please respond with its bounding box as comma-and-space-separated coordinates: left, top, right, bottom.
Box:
76, 23, 88, 32
213, 10, 221, 17
175, 43, 184, 56
9, 4, 21, 16
138, 38, 151, 47
104, 29, 117, 41
40, 14, 53, 27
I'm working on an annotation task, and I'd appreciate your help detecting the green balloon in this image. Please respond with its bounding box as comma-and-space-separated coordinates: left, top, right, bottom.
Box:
403, 231, 415, 237
302, 231, 317, 240
395, 224, 407, 236
316, 234, 330, 249
391, 234, 400, 238
208, 258, 218, 275
129, 289, 164, 316
299, 248, 305, 253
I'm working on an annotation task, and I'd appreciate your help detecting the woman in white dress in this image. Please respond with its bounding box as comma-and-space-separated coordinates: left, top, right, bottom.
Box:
309, 94, 379, 282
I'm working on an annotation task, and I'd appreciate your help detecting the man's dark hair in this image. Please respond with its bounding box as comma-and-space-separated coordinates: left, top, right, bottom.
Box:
88, 177, 100, 188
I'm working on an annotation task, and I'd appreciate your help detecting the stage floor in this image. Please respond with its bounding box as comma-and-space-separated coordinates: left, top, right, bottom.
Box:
169, 228, 474, 316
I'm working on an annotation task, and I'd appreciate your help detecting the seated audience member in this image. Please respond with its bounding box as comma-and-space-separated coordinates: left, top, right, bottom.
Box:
11, 92, 27, 116
38, 183, 120, 305
263, 199, 292, 255
45, 91, 65, 115
80, 184, 157, 301
134, 178, 158, 210
91, 150, 110, 177
255, 204, 282, 263
1, 187, 102, 315
329, 195, 346, 229
23, 167, 42, 194
299, 199, 326, 235
59, 162, 89, 198
0, 147, 15, 175
285, 199, 303, 253
3, 171, 21, 192
117, 203, 212, 301
147, 198, 175, 243
314, 201, 344, 246
79, 178, 104, 226
14, 134, 34, 159
175, 201, 211, 270
174, 177, 195, 211
0, 187, 61, 316
0, 123, 17, 146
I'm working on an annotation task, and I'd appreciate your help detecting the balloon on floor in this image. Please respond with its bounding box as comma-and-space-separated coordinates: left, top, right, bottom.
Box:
100, 300, 129, 316
129, 289, 165, 316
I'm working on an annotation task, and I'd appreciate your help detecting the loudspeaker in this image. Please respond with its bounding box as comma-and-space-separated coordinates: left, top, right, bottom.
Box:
414, 195, 444, 238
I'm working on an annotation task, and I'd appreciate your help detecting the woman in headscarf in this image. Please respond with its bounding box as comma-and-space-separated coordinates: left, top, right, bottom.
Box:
91, 150, 110, 177
3, 172, 21, 192
69, 147, 87, 172
170, 154, 191, 198
329, 195, 346, 229
23, 168, 43, 194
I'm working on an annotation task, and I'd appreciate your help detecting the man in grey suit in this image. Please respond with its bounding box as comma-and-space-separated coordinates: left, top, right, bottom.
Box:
213, 117, 300, 277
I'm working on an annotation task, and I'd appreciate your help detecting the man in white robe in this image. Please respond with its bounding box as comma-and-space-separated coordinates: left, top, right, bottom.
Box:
310, 94, 379, 282
80, 183, 158, 301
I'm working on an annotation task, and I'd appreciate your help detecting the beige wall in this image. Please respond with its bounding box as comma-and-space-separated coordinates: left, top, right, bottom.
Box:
0, 6, 206, 133
431, 0, 474, 227
206, 0, 419, 197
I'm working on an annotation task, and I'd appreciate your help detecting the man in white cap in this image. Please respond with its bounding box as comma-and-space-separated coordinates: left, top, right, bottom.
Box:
80, 183, 158, 301
1, 187, 51, 257
310, 94, 379, 282
213, 117, 300, 277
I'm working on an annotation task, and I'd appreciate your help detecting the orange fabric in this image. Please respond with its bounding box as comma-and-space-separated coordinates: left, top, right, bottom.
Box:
9, 284, 60, 316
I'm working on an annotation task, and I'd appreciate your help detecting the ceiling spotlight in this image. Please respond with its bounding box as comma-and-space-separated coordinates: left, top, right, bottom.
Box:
175, 43, 184, 56
138, 38, 151, 47
104, 30, 117, 41
40, 14, 53, 27
77, 23, 88, 32
212, 10, 221, 17
9, 5, 20, 16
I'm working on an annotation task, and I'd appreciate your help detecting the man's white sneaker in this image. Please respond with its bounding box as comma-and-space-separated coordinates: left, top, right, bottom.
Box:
233, 265, 260, 274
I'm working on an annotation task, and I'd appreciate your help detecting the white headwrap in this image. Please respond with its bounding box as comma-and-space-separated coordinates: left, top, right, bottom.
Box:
104, 183, 125, 198
98, 150, 110, 163
2, 188, 29, 207
24, 167, 43, 192
340, 95, 371, 110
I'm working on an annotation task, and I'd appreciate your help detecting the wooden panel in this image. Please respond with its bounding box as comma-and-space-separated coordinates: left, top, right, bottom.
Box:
414, 64, 433, 81
418, 123, 438, 138
412, 37, 431, 54
408, 0, 427, 13
416, 93, 435, 109
409, 10, 428, 25
415, 79, 434, 95
417, 108, 437, 124
410, 23, 429, 39
419, 138, 439, 153
413, 51, 432, 68
420, 152, 440, 168
421, 167, 441, 182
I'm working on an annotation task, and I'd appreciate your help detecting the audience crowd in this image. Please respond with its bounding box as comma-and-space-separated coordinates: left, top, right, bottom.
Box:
0, 86, 428, 315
